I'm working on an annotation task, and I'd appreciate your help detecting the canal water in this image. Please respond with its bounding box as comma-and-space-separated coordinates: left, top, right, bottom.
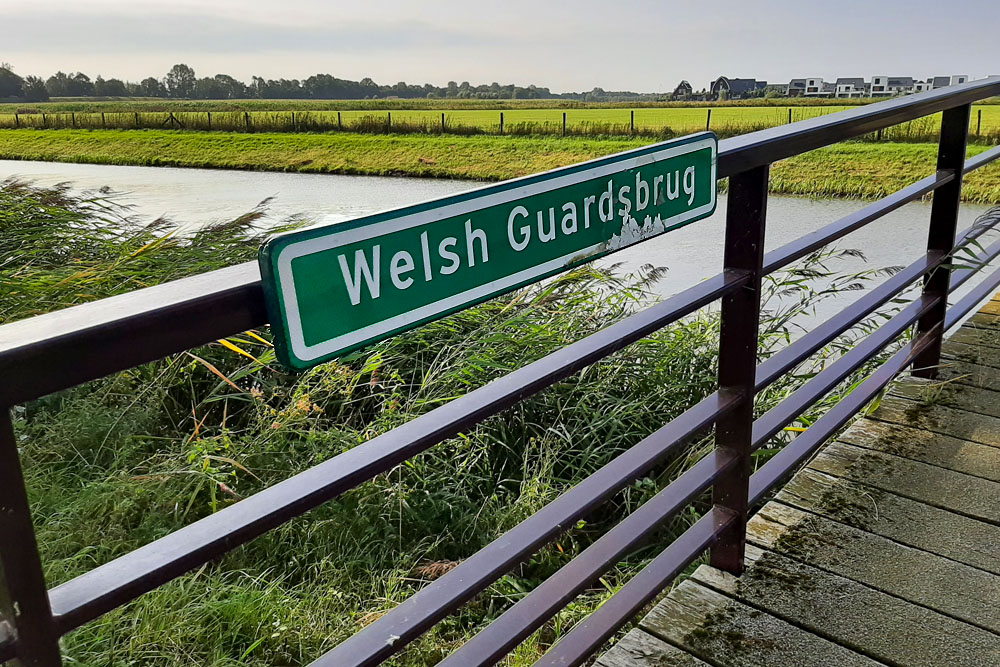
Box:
3, 159, 996, 326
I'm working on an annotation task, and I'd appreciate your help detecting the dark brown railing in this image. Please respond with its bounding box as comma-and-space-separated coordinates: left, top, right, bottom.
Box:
3, 77, 1000, 666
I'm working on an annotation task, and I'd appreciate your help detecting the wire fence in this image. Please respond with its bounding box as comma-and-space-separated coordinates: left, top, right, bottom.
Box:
2, 108, 997, 143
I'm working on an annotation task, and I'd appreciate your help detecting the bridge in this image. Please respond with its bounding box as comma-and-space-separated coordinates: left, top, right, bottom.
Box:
596, 292, 1000, 666
2, 79, 1000, 666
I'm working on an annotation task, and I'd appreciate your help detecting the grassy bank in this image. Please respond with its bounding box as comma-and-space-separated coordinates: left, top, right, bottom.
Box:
3, 180, 911, 665
3, 129, 1000, 203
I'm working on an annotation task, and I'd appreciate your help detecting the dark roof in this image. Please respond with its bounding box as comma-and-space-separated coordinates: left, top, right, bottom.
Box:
932, 76, 951, 87
887, 77, 914, 86
715, 77, 766, 95
835, 78, 865, 87
788, 79, 807, 88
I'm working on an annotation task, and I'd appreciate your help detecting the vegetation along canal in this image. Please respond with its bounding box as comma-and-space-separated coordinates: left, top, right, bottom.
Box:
2, 158, 994, 326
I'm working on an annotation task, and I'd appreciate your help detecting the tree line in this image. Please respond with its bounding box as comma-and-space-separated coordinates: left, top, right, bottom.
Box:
0, 63, 663, 103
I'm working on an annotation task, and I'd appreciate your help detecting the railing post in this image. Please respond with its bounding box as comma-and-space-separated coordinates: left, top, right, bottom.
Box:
0, 408, 62, 666
710, 165, 769, 575
912, 103, 971, 378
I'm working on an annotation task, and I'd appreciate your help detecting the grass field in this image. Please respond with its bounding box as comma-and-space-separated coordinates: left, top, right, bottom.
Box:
3, 129, 1000, 203
3, 105, 998, 142
0, 97, 891, 113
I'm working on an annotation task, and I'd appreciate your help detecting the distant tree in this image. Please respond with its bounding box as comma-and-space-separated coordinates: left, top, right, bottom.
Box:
165, 64, 196, 98
27, 65, 571, 102
193, 77, 223, 99
21, 75, 48, 101
45, 71, 70, 96
0, 66, 24, 98
94, 76, 129, 97
213, 74, 246, 98
139, 77, 166, 97
72, 72, 94, 96
45, 71, 94, 96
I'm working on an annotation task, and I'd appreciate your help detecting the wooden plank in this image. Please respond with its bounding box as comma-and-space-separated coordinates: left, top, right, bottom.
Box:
640, 579, 879, 667
969, 307, 1000, 326
692, 546, 1000, 667
937, 353, 1000, 389
946, 323, 1000, 349
868, 395, 1000, 448
594, 629, 710, 667
747, 503, 1000, 632
808, 442, 1000, 523
836, 416, 1000, 481
941, 339, 1000, 370
978, 299, 1000, 313
777, 468, 1000, 574
890, 376, 1000, 422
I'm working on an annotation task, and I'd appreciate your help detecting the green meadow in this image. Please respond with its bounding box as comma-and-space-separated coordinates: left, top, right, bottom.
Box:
3, 104, 999, 140
2, 129, 1000, 203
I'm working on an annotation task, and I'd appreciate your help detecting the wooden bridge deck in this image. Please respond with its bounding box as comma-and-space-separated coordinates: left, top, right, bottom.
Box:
596, 293, 1000, 667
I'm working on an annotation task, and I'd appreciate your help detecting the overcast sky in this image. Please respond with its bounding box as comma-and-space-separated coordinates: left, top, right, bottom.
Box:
2, 0, 997, 92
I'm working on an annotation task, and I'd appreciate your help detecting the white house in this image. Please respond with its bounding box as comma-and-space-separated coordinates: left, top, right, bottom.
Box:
914, 75, 969, 93
870, 76, 915, 96
802, 77, 834, 97
835, 78, 867, 98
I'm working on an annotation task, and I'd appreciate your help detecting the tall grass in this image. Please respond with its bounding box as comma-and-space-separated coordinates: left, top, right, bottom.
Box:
3, 179, 980, 665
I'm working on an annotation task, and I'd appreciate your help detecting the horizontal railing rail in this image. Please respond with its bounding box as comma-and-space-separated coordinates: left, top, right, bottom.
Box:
2, 76, 1000, 666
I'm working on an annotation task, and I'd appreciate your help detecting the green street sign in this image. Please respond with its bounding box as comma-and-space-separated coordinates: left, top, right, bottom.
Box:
259, 132, 717, 370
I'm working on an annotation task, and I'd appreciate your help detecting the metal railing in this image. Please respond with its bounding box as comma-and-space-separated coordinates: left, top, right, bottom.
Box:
2, 77, 1000, 666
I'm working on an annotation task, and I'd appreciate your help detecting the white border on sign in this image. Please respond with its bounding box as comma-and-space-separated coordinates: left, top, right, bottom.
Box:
277, 136, 717, 362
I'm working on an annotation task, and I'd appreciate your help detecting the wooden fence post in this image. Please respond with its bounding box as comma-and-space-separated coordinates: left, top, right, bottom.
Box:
500, 112, 504, 135
706, 109, 712, 131
207, 112, 212, 131
245, 111, 250, 132
13, 113, 18, 128
42, 113, 46, 128
562, 112, 567, 135
134, 112, 139, 128
630, 109, 635, 134
71, 112, 76, 128
290, 111, 295, 132
441, 112, 445, 133
977, 108, 982, 136
788, 108, 793, 124
387, 111, 391, 132
101, 112, 106, 128
338, 111, 342, 130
